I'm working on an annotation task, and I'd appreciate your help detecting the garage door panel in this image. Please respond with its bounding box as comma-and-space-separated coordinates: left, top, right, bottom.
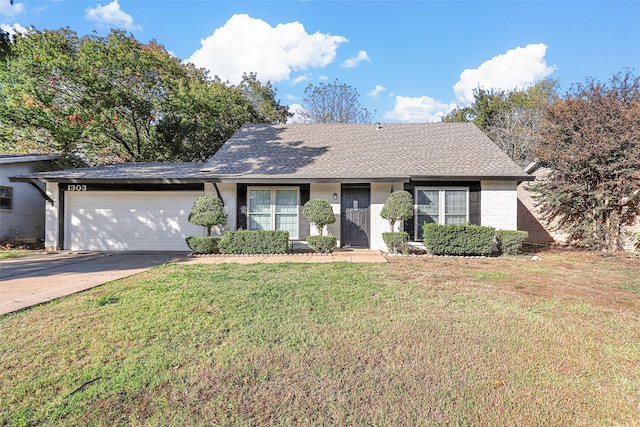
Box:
67, 191, 204, 251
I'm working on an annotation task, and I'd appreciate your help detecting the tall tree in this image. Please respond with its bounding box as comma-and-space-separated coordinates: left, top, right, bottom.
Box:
443, 80, 558, 165
0, 27, 287, 164
300, 79, 371, 123
532, 71, 640, 251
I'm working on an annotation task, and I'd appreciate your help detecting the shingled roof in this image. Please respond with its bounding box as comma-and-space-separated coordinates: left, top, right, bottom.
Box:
11, 162, 206, 183
201, 122, 533, 182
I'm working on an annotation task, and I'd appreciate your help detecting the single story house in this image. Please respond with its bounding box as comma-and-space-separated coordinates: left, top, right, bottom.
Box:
1, 154, 62, 243
12, 123, 533, 251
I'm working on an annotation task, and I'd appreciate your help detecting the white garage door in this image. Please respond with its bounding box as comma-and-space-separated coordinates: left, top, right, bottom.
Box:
66, 191, 204, 251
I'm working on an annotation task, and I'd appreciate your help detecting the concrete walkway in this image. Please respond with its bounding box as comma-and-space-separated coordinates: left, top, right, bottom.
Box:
0, 252, 186, 315
1, 250, 386, 315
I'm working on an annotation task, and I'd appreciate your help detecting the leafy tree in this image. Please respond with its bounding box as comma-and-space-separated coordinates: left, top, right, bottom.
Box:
532, 70, 640, 251
188, 195, 227, 236
300, 79, 371, 123
237, 72, 291, 124
302, 199, 336, 236
444, 79, 558, 165
380, 190, 414, 232
0, 29, 11, 61
0, 27, 287, 164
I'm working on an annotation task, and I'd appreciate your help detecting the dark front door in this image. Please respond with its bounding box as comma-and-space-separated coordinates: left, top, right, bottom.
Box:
341, 185, 370, 247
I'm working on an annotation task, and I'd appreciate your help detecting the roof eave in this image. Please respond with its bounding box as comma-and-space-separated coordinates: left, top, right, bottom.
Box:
409, 175, 535, 182
9, 176, 211, 184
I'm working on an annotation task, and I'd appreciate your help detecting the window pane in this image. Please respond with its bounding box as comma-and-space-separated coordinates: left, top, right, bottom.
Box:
275, 190, 297, 214
445, 215, 466, 225
0, 186, 11, 210
417, 190, 439, 215
445, 190, 466, 215
416, 189, 439, 240
249, 214, 271, 230
275, 214, 297, 237
249, 190, 271, 213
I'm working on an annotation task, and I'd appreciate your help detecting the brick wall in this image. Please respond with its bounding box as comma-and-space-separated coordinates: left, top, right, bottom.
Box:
309, 183, 341, 244
481, 180, 518, 230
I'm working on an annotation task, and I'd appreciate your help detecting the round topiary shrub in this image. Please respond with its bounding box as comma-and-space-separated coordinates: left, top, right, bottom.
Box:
380, 190, 414, 232
302, 199, 336, 236
188, 195, 227, 236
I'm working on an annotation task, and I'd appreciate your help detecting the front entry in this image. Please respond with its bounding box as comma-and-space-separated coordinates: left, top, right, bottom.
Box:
341, 184, 370, 247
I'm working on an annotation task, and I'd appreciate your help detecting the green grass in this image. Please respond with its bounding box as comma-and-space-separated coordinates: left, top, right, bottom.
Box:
1, 252, 639, 426
0, 249, 32, 260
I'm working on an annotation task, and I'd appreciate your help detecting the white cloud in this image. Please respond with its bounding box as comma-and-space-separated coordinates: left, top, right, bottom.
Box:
318, 75, 329, 81
368, 84, 386, 98
85, 0, 141, 31
186, 14, 347, 85
383, 96, 457, 123
453, 43, 555, 105
287, 103, 309, 123
340, 50, 370, 68
0, 0, 24, 17
1, 22, 27, 35
292, 73, 312, 85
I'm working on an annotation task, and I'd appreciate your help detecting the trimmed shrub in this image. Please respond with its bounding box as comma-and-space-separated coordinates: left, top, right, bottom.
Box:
423, 223, 495, 256
218, 230, 289, 254
188, 195, 227, 236
302, 199, 336, 236
380, 191, 414, 232
382, 231, 409, 254
495, 230, 529, 255
307, 235, 337, 254
186, 236, 220, 254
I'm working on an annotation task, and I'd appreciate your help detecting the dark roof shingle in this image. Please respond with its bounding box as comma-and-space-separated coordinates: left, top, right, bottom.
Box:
201, 123, 532, 182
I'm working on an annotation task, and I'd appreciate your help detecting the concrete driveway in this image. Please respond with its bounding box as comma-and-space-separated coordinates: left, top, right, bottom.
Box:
0, 252, 187, 315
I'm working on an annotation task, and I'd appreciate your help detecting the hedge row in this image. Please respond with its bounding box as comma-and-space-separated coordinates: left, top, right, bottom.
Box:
422, 223, 495, 256
422, 224, 529, 256
382, 232, 409, 254
218, 230, 290, 254
307, 235, 337, 254
495, 230, 529, 255
186, 236, 221, 254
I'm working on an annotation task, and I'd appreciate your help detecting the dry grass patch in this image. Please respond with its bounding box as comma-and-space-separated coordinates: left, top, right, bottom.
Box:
1, 252, 639, 426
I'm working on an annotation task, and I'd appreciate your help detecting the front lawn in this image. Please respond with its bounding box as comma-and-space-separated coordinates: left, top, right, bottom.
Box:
1, 252, 639, 426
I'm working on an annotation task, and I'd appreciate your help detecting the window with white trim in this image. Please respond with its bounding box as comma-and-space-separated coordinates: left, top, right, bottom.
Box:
248, 187, 299, 238
0, 186, 13, 210
415, 187, 469, 239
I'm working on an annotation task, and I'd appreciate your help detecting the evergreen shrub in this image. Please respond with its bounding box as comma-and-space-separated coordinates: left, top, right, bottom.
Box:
218, 230, 289, 254
495, 230, 529, 255
382, 232, 409, 254
186, 236, 220, 254
307, 235, 337, 254
422, 223, 495, 256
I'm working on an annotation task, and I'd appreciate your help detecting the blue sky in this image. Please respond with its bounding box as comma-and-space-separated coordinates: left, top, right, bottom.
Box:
2, 0, 639, 122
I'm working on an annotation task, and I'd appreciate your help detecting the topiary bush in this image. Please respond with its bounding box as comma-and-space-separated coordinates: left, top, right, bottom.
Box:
495, 230, 529, 255
302, 199, 336, 236
218, 230, 289, 254
307, 235, 337, 254
380, 190, 414, 232
382, 232, 409, 254
188, 195, 227, 236
186, 236, 221, 254
423, 223, 495, 256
